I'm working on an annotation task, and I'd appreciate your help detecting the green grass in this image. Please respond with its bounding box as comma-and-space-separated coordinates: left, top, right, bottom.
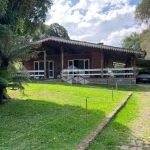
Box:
88, 84, 150, 150
0, 83, 129, 150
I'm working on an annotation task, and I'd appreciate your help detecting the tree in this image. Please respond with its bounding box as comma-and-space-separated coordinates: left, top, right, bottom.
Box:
140, 27, 150, 59
0, 25, 39, 70
46, 23, 70, 40
135, 0, 150, 23
0, 0, 52, 35
122, 32, 142, 50
0, 25, 40, 103
32, 24, 49, 41
134, 0, 150, 59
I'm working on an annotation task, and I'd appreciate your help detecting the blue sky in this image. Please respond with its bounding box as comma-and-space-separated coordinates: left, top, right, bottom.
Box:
45, 0, 146, 47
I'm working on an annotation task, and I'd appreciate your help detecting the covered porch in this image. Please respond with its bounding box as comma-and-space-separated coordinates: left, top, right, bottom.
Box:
24, 67, 135, 84
22, 37, 145, 84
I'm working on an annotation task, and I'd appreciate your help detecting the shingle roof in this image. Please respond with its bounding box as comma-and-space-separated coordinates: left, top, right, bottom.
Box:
37, 36, 145, 55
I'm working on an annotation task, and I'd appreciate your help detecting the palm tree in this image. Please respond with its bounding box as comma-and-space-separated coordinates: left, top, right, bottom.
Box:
0, 25, 40, 103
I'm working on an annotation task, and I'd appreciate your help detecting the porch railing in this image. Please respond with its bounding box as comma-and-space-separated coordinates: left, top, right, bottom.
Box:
27, 70, 44, 77
18, 68, 134, 78
61, 68, 134, 77
18, 70, 44, 78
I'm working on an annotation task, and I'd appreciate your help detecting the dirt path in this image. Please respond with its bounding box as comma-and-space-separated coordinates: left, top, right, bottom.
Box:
133, 92, 150, 137
117, 90, 150, 150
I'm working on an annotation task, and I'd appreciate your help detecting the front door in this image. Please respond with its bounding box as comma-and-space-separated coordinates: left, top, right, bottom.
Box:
49, 61, 54, 78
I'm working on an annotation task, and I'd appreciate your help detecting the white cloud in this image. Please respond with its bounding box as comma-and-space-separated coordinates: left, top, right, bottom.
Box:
45, 0, 143, 47
101, 24, 147, 46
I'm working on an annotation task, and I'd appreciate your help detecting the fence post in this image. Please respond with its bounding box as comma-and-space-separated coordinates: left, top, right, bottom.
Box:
112, 87, 114, 101
86, 99, 88, 121
116, 81, 118, 92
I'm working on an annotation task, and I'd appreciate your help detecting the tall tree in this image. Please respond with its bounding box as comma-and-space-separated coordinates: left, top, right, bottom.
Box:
135, 0, 150, 59
32, 24, 49, 41
140, 27, 150, 59
135, 0, 150, 23
122, 32, 142, 50
46, 23, 70, 40
0, 0, 52, 35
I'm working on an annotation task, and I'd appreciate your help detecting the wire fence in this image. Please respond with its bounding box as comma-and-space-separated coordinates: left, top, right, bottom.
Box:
1, 88, 125, 149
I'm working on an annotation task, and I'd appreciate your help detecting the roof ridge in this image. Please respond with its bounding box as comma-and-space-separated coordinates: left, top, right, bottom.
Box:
38, 36, 144, 55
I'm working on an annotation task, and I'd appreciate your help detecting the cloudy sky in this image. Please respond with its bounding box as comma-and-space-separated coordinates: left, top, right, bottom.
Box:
45, 0, 146, 47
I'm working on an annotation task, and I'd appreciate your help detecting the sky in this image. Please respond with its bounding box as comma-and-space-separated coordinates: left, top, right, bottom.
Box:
45, 0, 147, 47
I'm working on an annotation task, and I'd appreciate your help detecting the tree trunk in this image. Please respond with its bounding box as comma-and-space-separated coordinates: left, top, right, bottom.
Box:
0, 58, 9, 69
0, 88, 4, 104
0, 88, 10, 105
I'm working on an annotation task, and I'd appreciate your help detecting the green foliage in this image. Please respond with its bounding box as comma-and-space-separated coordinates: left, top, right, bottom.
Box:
0, 0, 52, 35
0, 77, 8, 89
122, 32, 142, 50
134, 0, 150, 59
8, 63, 31, 89
32, 23, 70, 41
135, 0, 150, 23
0, 69, 11, 80
0, 25, 39, 69
46, 23, 70, 40
0, 25, 40, 94
0, 0, 8, 18
140, 27, 150, 59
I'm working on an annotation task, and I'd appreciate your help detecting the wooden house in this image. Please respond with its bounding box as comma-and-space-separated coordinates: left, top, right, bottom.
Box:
23, 36, 145, 84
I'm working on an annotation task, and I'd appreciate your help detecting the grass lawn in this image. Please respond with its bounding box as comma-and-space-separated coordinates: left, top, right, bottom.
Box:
88, 84, 150, 150
0, 83, 129, 150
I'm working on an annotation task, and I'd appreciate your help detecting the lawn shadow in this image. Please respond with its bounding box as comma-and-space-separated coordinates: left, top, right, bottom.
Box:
0, 98, 106, 150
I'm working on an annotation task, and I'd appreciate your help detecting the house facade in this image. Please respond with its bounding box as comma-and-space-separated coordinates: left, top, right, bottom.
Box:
23, 36, 145, 84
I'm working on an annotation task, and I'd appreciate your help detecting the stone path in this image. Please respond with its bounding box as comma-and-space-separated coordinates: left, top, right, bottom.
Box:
116, 137, 150, 150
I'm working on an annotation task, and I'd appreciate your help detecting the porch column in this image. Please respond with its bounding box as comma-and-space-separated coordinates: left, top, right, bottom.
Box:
101, 53, 104, 78
61, 46, 64, 70
133, 57, 136, 78
44, 51, 47, 79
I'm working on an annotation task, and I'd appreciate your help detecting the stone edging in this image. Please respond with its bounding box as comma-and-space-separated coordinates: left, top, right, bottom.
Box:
76, 92, 132, 150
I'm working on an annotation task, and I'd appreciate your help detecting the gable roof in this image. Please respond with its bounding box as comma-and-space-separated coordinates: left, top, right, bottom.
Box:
37, 36, 145, 55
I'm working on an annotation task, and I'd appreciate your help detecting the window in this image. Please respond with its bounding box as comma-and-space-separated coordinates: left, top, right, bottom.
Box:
34, 61, 44, 76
